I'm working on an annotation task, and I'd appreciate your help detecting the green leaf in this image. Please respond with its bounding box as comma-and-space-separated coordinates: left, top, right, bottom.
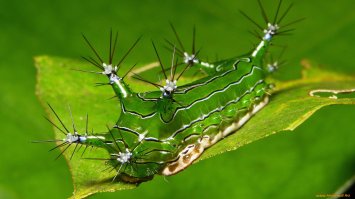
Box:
35, 56, 355, 198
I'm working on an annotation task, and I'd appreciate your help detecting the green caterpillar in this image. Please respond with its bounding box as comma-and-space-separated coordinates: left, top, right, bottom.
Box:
39, 0, 298, 183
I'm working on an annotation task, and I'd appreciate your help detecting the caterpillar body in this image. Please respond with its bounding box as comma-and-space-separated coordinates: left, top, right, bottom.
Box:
39, 0, 298, 183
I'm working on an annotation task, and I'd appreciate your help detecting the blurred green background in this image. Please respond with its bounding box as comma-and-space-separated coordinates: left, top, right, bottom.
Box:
1, 0, 354, 198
